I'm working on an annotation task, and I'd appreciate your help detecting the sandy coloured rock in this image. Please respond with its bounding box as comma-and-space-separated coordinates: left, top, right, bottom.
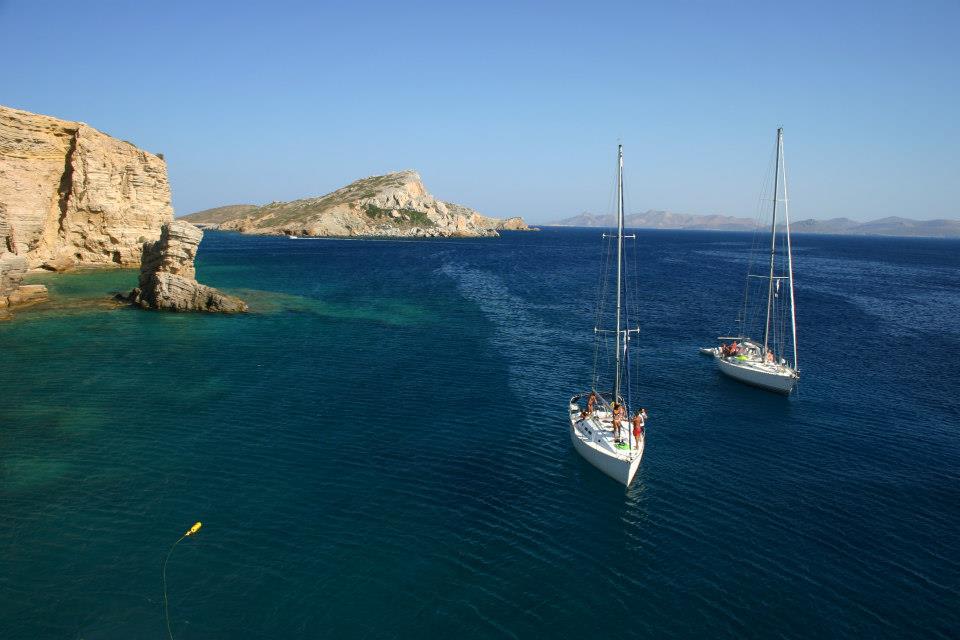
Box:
126, 220, 247, 313
0, 104, 173, 270
497, 216, 530, 231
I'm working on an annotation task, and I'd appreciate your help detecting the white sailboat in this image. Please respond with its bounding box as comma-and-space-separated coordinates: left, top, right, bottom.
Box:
568, 145, 646, 486
706, 127, 799, 395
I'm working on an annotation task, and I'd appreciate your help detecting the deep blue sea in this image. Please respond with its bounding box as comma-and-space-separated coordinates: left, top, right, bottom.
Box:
1, 228, 958, 639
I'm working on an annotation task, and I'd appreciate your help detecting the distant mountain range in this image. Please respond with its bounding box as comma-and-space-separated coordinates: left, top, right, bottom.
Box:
549, 210, 960, 237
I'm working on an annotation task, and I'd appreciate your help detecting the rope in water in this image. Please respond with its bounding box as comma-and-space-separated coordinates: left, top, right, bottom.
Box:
162, 522, 202, 640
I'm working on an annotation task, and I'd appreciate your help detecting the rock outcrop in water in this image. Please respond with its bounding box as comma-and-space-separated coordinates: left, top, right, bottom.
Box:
126, 220, 247, 313
182, 171, 532, 238
0, 252, 47, 317
0, 105, 173, 270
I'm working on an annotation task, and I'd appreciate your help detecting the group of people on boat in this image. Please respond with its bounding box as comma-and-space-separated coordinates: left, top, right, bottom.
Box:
580, 391, 647, 450
720, 341, 740, 357
720, 341, 779, 365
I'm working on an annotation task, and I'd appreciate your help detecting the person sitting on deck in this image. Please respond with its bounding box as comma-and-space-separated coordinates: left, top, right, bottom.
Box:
720, 342, 729, 357
765, 350, 775, 363
587, 391, 597, 415
631, 410, 645, 449
730, 341, 739, 356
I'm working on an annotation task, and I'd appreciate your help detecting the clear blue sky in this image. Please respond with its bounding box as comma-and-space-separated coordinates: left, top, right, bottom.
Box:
1, 0, 956, 223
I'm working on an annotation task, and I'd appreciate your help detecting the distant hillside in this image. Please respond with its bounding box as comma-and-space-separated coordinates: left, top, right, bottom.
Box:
181, 204, 258, 225
845, 216, 960, 237
180, 171, 530, 238
551, 210, 960, 237
788, 217, 860, 234
553, 210, 755, 231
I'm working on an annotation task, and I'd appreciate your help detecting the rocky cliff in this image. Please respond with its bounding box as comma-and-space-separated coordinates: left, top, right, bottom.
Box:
0, 105, 173, 270
182, 171, 530, 238
126, 220, 247, 313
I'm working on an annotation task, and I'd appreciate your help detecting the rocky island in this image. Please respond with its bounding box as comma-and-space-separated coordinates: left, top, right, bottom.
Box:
183, 170, 531, 238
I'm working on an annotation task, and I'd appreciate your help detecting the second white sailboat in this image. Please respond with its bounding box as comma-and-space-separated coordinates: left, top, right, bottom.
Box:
704, 127, 800, 395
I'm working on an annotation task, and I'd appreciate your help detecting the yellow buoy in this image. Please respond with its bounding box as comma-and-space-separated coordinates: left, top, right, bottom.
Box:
164, 520, 204, 640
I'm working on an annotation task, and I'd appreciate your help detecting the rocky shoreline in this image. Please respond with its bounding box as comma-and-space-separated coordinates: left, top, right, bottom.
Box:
1, 104, 527, 318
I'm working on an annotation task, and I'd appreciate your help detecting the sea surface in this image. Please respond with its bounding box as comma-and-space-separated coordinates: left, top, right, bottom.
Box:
1, 228, 958, 639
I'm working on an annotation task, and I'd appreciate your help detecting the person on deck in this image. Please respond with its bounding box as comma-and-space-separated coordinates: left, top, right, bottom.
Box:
731, 341, 739, 355
765, 350, 775, 363
612, 403, 625, 442
632, 410, 645, 449
587, 391, 597, 415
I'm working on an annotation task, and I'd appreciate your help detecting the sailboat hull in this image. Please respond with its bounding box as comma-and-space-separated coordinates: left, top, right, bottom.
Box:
717, 357, 798, 394
568, 403, 643, 485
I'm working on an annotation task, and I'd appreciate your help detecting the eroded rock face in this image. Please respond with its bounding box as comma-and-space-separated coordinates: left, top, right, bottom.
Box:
127, 220, 247, 313
0, 105, 173, 269
0, 252, 47, 316
182, 171, 532, 238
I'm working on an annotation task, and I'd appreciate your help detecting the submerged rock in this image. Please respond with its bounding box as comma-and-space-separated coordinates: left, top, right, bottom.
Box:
126, 221, 247, 313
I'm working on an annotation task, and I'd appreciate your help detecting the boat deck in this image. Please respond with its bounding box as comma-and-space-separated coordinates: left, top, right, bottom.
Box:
569, 399, 644, 461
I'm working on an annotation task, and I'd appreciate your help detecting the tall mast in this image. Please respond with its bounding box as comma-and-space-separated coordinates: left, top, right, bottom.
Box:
762, 128, 782, 356
613, 144, 625, 406
781, 130, 798, 370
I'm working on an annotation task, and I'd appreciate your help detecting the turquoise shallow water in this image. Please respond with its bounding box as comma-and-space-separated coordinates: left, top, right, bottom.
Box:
1, 229, 958, 638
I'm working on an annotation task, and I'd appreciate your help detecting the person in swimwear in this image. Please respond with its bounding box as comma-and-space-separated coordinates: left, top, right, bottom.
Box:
587, 391, 597, 415
631, 409, 646, 449
612, 402, 626, 442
